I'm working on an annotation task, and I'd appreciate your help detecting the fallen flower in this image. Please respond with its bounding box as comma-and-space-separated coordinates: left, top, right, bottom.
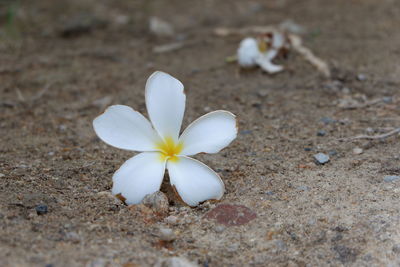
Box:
93, 71, 237, 206
220, 23, 330, 77
237, 33, 286, 74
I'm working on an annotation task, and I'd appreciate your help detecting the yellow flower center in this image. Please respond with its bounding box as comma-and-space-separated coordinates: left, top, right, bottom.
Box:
258, 40, 268, 53
156, 136, 183, 162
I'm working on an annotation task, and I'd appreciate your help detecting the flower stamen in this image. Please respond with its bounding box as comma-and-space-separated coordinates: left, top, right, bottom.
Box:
156, 136, 183, 162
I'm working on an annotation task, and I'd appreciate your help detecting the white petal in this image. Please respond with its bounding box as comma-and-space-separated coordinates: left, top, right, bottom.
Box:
255, 54, 284, 74
178, 111, 237, 156
145, 71, 185, 142
265, 49, 278, 61
272, 32, 285, 49
93, 105, 162, 151
167, 156, 224, 206
237, 37, 259, 67
112, 152, 166, 205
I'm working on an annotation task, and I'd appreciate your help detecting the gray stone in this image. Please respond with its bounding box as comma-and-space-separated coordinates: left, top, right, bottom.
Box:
86, 259, 107, 267
328, 150, 338, 156
35, 204, 48, 215
357, 74, 367, 81
275, 240, 287, 251
156, 257, 198, 267
164, 215, 178, 225
257, 89, 268, 97
320, 117, 335, 125
383, 175, 400, 182
392, 243, 400, 253
65, 231, 81, 243
383, 96, 392, 103
314, 153, 330, 164
141, 191, 169, 215
214, 225, 226, 233
333, 245, 358, 263
352, 147, 363, 155
158, 227, 176, 242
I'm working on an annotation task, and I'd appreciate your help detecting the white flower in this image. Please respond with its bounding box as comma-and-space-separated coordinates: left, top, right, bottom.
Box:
93, 71, 237, 206
237, 36, 284, 74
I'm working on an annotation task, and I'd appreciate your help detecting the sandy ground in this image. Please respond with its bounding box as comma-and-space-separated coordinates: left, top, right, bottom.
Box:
1, 0, 400, 266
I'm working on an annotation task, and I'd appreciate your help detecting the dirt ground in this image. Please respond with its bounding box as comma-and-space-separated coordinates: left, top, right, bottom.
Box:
1, 0, 400, 266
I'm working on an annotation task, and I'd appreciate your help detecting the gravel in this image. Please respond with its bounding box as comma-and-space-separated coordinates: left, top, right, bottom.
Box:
314, 153, 330, 164
35, 204, 48, 215
158, 227, 176, 242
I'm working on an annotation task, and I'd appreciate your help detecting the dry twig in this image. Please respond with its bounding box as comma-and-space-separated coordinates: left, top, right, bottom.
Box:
288, 34, 331, 78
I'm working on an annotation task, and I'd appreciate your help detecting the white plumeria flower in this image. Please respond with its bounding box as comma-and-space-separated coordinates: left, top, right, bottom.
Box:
93, 71, 237, 206
237, 36, 284, 74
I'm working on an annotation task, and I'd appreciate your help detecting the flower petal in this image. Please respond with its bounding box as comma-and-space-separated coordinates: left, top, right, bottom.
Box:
93, 105, 162, 151
167, 156, 224, 206
178, 110, 237, 156
112, 152, 166, 205
255, 53, 284, 74
145, 71, 185, 142
237, 37, 259, 67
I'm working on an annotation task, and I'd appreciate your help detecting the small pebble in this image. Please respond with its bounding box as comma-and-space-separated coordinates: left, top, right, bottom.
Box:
0, 173, 4, 178
357, 74, 367, 81
383, 96, 392, 103
392, 244, 400, 254
141, 191, 169, 215
317, 130, 326, 137
35, 204, 48, 215
65, 231, 81, 243
257, 89, 268, 97
383, 175, 400, 183
27, 210, 37, 219
87, 259, 107, 267
214, 225, 226, 233
328, 150, 338, 156
158, 227, 176, 242
157, 257, 198, 267
352, 147, 363, 155
342, 87, 351, 94
265, 191, 274, 196
366, 127, 374, 133
314, 153, 330, 164
165, 215, 178, 225
275, 240, 287, 251
320, 117, 335, 125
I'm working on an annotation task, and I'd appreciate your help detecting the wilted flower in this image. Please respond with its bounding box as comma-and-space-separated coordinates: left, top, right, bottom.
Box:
93, 71, 237, 206
237, 32, 288, 74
